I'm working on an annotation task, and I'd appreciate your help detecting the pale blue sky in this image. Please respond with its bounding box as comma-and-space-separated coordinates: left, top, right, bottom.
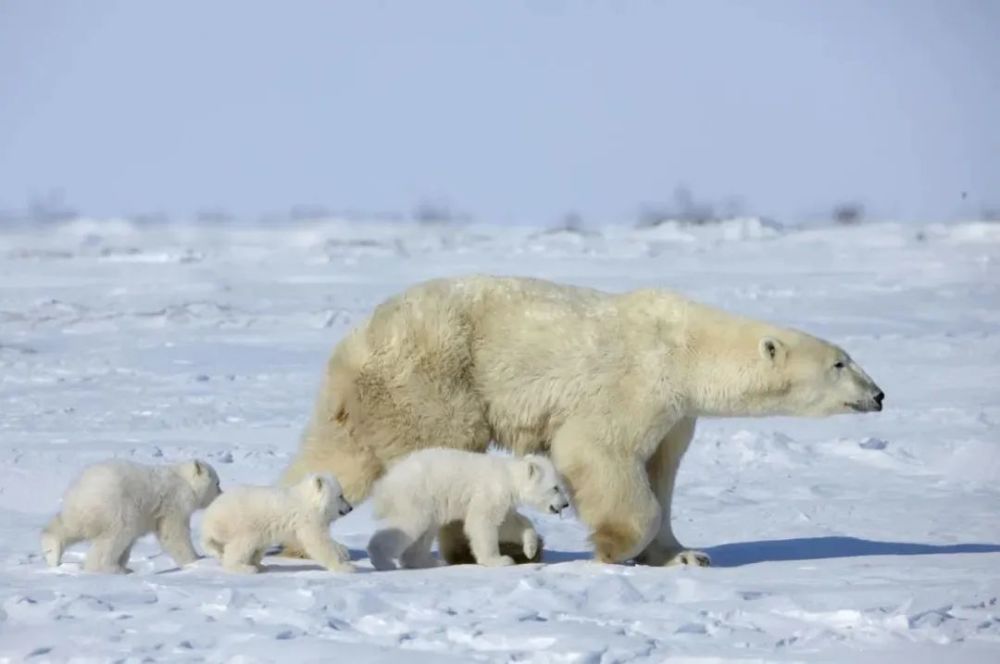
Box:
1, 0, 997, 223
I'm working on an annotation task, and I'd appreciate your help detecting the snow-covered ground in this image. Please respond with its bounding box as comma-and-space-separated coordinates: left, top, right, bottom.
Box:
1, 218, 998, 663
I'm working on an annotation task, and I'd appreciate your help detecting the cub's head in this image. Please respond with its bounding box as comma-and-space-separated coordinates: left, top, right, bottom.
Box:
514, 455, 571, 515
178, 459, 222, 508
751, 332, 885, 417
293, 473, 353, 521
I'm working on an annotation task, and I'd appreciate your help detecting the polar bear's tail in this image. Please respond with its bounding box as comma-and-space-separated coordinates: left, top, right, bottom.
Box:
40, 515, 66, 567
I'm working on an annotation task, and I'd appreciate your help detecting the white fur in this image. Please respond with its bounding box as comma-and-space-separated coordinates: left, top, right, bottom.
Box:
367, 449, 569, 570
282, 275, 884, 566
41, 459, 221, 573
200, 473, 354, 574
497, 509, 540, 560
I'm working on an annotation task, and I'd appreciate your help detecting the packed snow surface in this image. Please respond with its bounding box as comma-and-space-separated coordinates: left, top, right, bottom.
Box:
1, 218, 998, 662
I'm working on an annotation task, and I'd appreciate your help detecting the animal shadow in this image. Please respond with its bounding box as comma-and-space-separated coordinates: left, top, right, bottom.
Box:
706, 536, 1000, 568
541, 549, 593, 563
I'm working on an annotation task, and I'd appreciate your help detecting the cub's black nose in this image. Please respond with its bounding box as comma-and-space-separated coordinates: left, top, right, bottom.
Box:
874, 391, 885, 405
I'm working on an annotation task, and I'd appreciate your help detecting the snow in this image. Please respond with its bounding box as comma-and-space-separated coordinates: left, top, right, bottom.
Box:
1, 218, 998, 662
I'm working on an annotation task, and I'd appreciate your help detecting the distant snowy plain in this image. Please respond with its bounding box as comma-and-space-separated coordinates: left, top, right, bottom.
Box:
1, 218, 998, 663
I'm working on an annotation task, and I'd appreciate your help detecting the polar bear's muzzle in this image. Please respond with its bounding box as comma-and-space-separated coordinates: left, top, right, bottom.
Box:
847, 388, 884, 413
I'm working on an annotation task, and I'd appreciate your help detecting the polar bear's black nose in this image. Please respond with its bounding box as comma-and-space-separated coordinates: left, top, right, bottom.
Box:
873, 391, 885, 406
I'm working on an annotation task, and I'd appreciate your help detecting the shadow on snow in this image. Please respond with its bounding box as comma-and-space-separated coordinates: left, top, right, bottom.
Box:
705, 536, 1000, 568
538, 537, 1000, 567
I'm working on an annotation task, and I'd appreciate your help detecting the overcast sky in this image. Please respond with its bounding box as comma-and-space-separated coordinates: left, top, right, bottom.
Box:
1, 0, 997, 224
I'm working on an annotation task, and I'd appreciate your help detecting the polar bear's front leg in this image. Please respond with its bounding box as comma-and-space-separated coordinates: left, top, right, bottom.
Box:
464, 499, 514, 567
550, 421, 661, 564
636, 417, 710, 567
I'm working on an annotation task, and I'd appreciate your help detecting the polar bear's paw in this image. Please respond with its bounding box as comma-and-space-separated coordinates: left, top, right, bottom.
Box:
665, 549, 711, 567
635, 542, 711, 567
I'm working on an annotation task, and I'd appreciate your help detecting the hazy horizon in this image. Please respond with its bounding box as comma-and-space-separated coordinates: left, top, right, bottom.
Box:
2, 1, 998, 225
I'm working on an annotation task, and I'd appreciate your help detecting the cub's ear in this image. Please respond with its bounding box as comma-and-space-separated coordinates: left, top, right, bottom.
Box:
525, 457, 543, 480
759, 337, 786, 363
192, 460, 205, 476
313, 475, 325, 493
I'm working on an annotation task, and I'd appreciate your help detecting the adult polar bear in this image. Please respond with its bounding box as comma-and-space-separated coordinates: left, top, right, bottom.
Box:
281, 275, 884, 566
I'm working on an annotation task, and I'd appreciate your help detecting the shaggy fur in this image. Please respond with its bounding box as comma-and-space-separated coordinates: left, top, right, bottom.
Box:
41, 459, 221, 573
281, 275, 884, 565
367, 449, 567, 570
201, 474, 354, 574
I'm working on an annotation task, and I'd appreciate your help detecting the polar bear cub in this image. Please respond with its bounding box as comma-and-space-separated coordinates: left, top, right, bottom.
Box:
41, 459, 222, 573
200, 473, 355, 574
368, 449, 570, 570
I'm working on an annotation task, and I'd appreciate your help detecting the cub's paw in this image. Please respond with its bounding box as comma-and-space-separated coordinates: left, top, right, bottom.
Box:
522, 531, 540, 560
329, 541, 351, 561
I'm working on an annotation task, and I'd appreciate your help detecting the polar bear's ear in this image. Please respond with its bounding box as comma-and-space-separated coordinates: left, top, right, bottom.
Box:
313, 475, 326, 494
759, 337, 786, 363
192, 460, 205, 477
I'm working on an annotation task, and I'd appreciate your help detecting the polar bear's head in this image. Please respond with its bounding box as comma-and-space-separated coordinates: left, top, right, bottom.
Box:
752, 332, 884, 417
178, 459, 222, 508
293, 473, 354, 521
696, 326, 885, 418
513, 455, 571, 515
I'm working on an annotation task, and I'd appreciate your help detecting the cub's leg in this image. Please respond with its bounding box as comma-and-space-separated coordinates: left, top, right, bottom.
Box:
222, 537, 263, 574
85, 531, 137, 574
439, 510, 544, 565
400, 530, 439, 569
464, 499, 513, 567
41, 515, 82, 567
156, 515, 199, 566
296, 524, 355, 573
368, 518, 430, 571
498, 510, 541, 561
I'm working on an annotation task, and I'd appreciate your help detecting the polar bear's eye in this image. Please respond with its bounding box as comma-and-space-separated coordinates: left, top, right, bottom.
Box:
833, 361, 846, 370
